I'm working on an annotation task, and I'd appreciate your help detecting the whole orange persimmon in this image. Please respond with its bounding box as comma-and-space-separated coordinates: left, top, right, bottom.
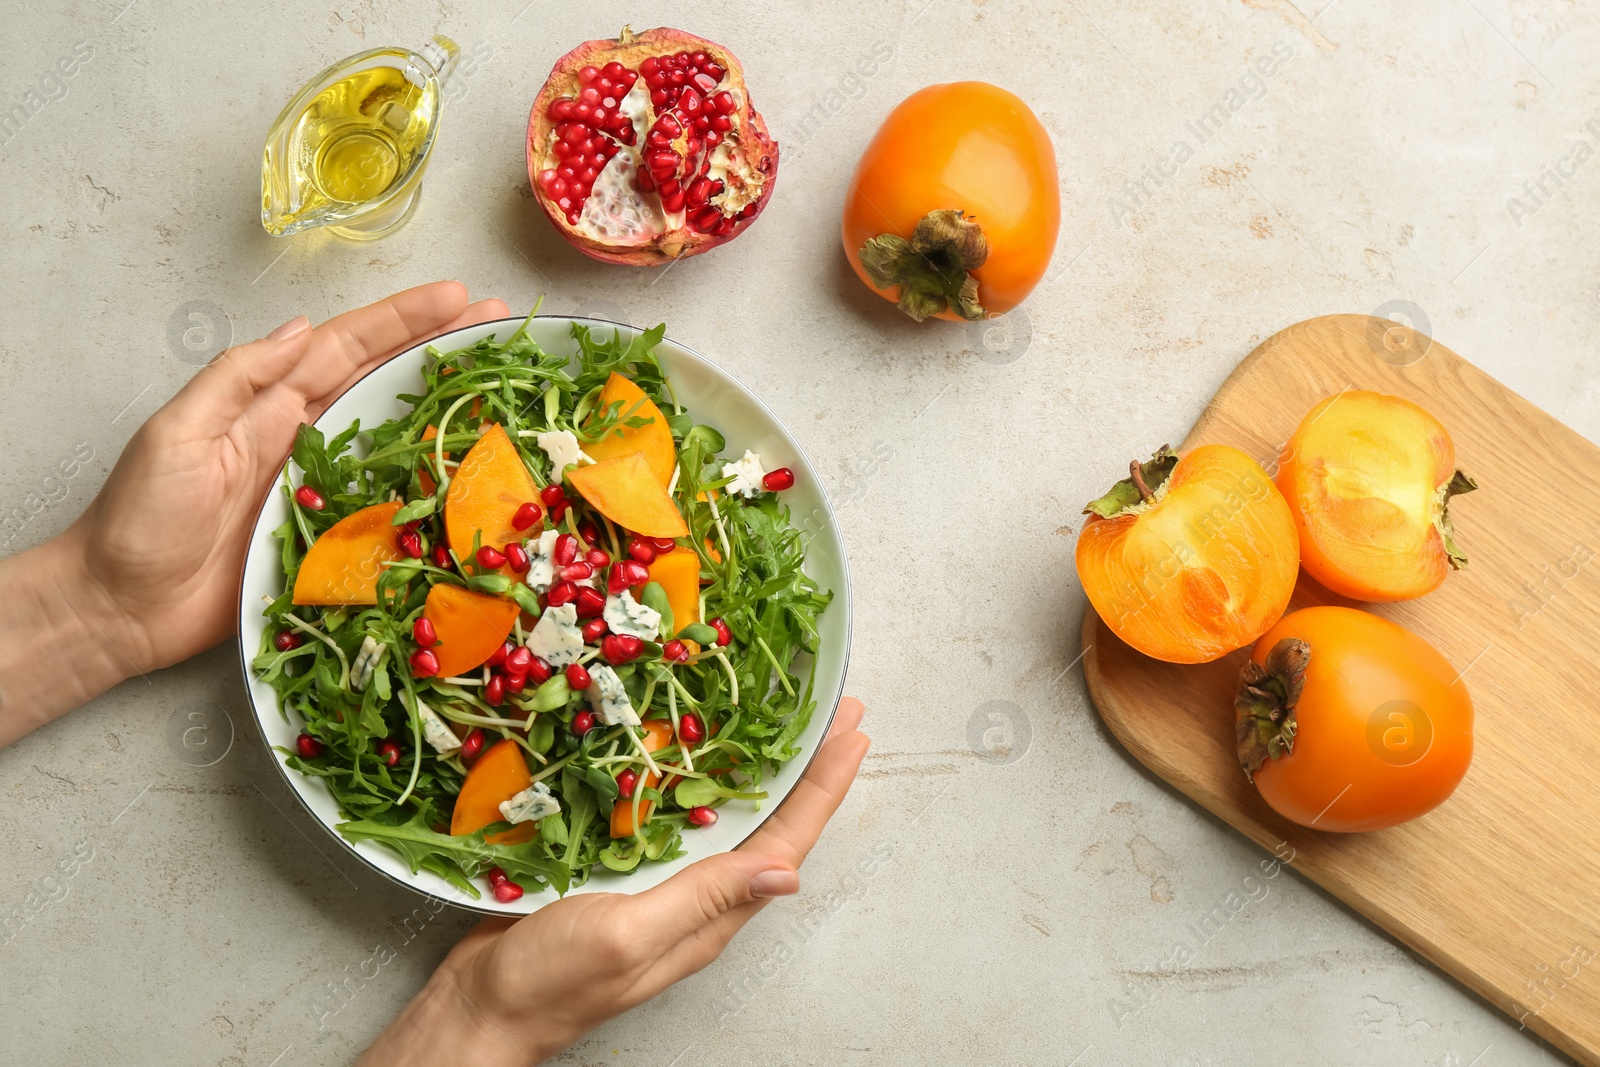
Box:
1238, 607, 1473, 832
842, 82, 1059, 322
1076, 445, 1299, 664
1276, 391, 1476, 601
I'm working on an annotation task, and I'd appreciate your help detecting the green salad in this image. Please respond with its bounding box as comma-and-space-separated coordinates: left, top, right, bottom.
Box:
252, 313, 829, 901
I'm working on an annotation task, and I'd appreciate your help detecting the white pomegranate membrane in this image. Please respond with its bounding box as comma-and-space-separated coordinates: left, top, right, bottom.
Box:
537, 51, 764, 243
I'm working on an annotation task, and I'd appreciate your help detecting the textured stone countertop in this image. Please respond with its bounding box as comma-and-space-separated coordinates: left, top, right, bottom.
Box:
2, 1, 1595, 1064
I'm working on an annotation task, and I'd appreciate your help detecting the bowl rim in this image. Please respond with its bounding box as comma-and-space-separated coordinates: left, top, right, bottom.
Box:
234, 313, 853, 915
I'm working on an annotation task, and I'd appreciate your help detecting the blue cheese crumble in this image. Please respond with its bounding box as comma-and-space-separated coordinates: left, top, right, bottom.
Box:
587, 663, 640, 727
527, 603, 583, 667
604, 589, 661, 641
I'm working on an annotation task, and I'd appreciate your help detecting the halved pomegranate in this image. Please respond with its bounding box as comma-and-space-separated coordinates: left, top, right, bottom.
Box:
526, 26, 779, 265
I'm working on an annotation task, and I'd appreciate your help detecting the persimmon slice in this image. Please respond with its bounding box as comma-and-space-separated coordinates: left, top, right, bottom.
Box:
423, 583, 520, 679
583, 373, 676, 486
1276, 392, 1475, 602
568, 453, 689, 538
445, 424, 540, 565
646, 551, 701, 636
451, 739, 536, 845
292, 501, 404, 606
1076, 444, 1299, 664
609, 719, 675, 837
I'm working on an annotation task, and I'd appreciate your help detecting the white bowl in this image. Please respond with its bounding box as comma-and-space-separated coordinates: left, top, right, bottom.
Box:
236, 316, 852, 915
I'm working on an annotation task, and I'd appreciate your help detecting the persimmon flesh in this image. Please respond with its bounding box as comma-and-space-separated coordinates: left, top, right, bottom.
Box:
445, 424, 540, 568
1076, 445, 1299, 664
451, 739, 537, 845
583, 373, 676, 486
292, 501, 404, 606
1238, 606, 1473, 832
423, 583, 521, 680
1277, 392, 1475, 602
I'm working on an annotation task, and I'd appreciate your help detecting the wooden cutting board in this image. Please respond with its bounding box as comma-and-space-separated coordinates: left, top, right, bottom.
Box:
1081, 315, 1600, 1065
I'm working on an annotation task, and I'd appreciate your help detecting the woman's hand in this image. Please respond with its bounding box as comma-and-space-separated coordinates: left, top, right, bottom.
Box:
0, 282, 508, 745
361, 698, 870, 1067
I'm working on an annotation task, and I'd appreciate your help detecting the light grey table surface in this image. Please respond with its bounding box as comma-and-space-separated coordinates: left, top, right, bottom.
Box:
2, 1, 1593, 1064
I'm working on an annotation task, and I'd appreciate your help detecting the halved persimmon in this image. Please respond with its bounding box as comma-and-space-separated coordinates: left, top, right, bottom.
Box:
451, 738, 536, 845
423, 583, 521, 679
1076, 445, 1299, 664
292, 501, 404, 606
445, 424, 540, 566
583, 372, 675, 486
568, 452, 689, 538
1276, 392, 1476, 602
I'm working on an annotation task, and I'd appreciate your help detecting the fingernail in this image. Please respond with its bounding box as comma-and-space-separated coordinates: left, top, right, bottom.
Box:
749, 869, 799, 898
268, 315, 310, 341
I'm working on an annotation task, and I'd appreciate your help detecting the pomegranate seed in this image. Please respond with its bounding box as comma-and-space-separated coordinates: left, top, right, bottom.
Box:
485, 674, 506, 705
603, 634, 643, 664
505, 646, 533, 675
397, 529, 423, 558
487, 641, 512, 668
477, 545, 506, 570
583, 618, 609, 643
540, 484, 566, 507
504, 542, 531, 574
578, 65, 599, 84
549, 500, 569, 524
493, 879, 524, 903
650, 537, 677, 553
687, 806, 719, 828
548, 580, 579, 607
512, 502, 542, 530
586, 547, 611, 567
617, 768, 640, 799
763, 468, 796, 492
486, 865, 509, 885
603, 60, 625, 79
294, 485, 325, 511
566, 663, 592, 690
527, 655, 553, 684
607, 565, 630, 594
578, 519, 601, 545
571, 709, 596, 735
627, 537, 657, 564
662, 639, 688, 663
710, 617, 733, 646
640, 56, 659, 75
574, 587, 606, 618
460, 728, 487, 765
678, 712, 705, 745
622, 560, 650, 587
504, 672, 527, 695
410, 648, 440, 677
295, 733, 323, 759
377, 739, 401, 767
561, 561, 595, 581
413, 617, 438, 647
431, 543, 452, 568
273, 630, 302, 652
554, 533, 579, 566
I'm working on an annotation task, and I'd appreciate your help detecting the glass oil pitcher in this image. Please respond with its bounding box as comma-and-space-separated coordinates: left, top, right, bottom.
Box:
261, 36, 457, 240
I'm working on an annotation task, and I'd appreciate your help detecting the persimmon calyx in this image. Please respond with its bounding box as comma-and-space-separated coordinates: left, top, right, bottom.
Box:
858, 209, 989, 322
1234, 637, 1311, 780
1082, 446, 1180, 519
1434, 469, 1477, 570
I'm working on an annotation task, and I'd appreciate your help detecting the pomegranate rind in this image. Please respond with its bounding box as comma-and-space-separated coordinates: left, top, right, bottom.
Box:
526, 26, 779, 266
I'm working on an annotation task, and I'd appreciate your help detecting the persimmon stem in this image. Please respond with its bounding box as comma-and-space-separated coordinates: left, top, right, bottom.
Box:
1129, 461, 1153, 503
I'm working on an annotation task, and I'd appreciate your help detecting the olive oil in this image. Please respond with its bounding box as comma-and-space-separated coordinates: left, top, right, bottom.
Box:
262, 37, 457, 240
